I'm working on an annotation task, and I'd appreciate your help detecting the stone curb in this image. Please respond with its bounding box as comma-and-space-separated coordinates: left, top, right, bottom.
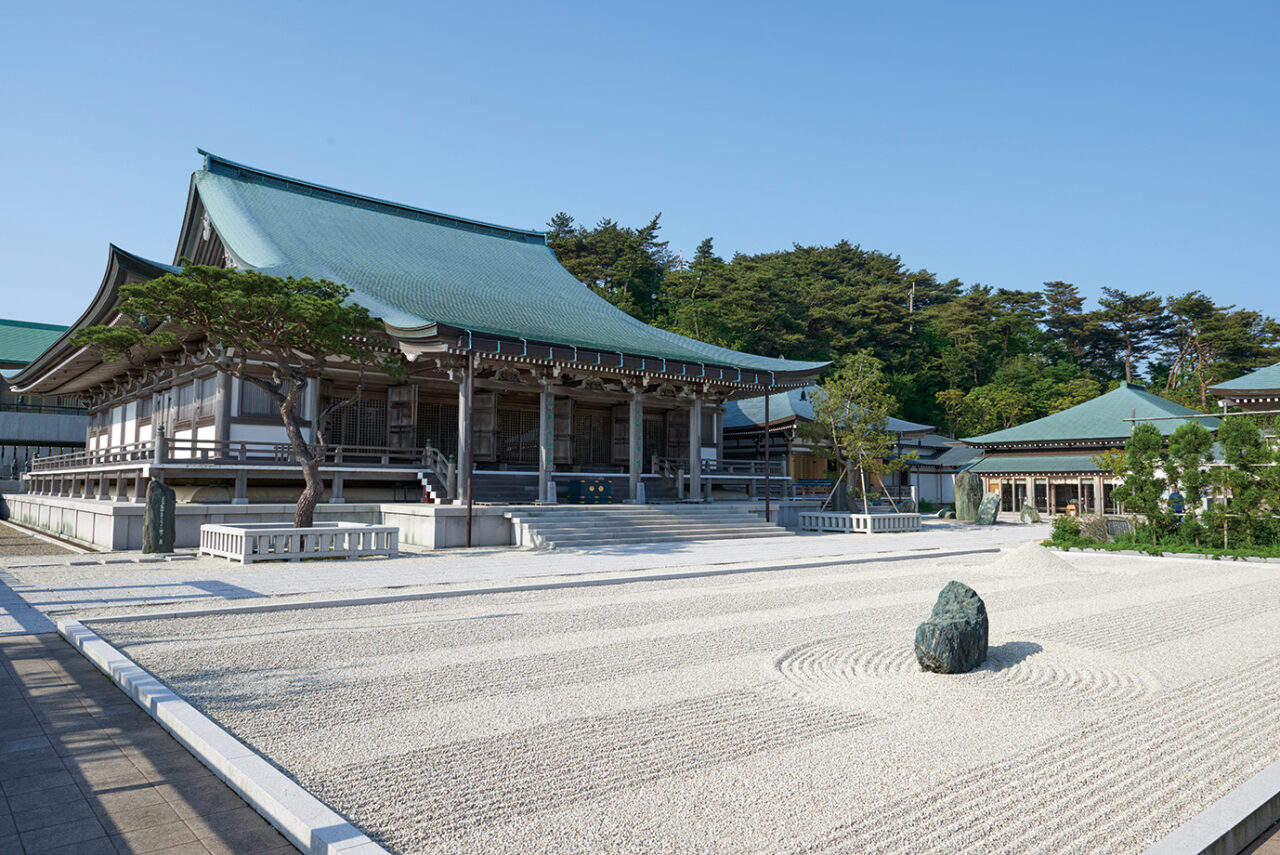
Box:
1047, 545, 1280, 564
77, 547, 1005, 625
1141, 756, 1280, 855
57, 619, 389, 855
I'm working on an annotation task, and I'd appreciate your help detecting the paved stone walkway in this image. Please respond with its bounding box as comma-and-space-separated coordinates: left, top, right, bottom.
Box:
0, 633, 298, 854
1245, 820, 1280, 855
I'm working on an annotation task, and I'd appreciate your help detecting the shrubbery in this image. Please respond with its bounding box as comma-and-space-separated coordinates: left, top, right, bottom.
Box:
1050, 416, 1280, 555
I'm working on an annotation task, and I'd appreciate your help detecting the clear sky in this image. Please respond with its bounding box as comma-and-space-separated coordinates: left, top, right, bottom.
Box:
2, 1, 1277, 326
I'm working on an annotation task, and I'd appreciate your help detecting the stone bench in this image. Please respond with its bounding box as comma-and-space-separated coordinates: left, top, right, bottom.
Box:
199, 522, 399, 564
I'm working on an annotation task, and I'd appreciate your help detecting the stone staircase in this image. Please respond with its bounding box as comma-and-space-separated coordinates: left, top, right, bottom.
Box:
504, 503, 795, 550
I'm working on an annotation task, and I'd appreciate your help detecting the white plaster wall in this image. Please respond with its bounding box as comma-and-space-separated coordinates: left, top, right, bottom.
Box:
229, 423, 292, 445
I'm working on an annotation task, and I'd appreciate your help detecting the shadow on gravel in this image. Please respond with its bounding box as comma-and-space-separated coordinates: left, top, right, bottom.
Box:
981, 641, 1044, 671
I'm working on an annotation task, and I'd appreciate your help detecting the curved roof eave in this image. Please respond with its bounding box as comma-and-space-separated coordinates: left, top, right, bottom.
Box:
7, 245, 180, 393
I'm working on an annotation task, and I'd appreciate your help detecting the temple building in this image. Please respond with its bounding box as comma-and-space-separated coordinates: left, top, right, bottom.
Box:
721, 386, 975, 504
5, 152, 826, 546
962, 382, 1217, 515
0, 319, 86, 491
1208, 361, 1280, 412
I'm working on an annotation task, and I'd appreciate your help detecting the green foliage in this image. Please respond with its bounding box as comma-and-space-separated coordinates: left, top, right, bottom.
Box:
804, 352, 910, 505
1051, 514, 1083, 543
73, 264, 395, 528
1109, 423, 1169, 545
547, 214, 1280, 432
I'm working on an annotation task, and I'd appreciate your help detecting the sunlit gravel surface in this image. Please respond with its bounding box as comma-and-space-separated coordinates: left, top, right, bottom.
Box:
94, 544, 1280, 854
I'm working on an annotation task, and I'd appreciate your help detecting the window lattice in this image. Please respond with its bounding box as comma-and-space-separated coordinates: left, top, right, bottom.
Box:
415, 401, 459, 458
326, 399, 388, 448
497, 409, 539, 465
573, 413, 610, 466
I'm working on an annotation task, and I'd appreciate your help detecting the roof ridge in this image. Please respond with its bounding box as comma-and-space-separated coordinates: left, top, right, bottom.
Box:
0, 318, 68, 331
197, 150, 549, 246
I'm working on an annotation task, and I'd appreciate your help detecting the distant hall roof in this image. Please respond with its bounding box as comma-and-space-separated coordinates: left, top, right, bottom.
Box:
722, 386, 934, 434
1209, 361, 1280, 394
963, 382, 1217, 446
195, 152, 826, 376
0, 319, 70, 366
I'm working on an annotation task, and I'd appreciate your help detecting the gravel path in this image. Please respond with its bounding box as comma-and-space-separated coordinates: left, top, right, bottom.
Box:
0, 520, 75, 556
92, 544, 1280, 854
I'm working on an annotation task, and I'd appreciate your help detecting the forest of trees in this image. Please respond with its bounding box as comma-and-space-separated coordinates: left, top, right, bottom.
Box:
547, 213, 1280, 437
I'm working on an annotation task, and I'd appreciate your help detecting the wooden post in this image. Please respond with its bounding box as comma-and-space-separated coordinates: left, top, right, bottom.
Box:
330, 472, 344, 504
233, 470, 248, 504
538, 381, 554, 503
764, 390, 771, 523
628, 388, 643, 502
457, 354, 472, 506
1094, 475, 1105, 515
689, 393, 702, 502
465, 351, 475, 547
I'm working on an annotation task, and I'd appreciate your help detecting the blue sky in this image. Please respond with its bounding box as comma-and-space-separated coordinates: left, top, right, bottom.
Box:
2, 1, 1277, 326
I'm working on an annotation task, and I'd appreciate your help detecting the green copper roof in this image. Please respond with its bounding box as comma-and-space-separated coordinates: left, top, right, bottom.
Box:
0, 319, 70, 366
964, 382, 1217, 446
723, 385, 934, 433
967, 454, 1105, 475
1210, 361, 1280, 393
194, 152, 827, 376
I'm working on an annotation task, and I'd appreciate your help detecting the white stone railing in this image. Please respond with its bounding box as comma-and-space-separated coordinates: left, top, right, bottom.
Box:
798, 512, 922, 534
199, 522, 399, 564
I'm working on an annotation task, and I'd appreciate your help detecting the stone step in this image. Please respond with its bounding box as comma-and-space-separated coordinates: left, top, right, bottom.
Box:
540, 530, 796, 549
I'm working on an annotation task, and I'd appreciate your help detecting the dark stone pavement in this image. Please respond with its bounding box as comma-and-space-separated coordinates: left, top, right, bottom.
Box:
0, 633, 300, 854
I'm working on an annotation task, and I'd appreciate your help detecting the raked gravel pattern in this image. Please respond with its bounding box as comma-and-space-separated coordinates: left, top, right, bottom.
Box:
93, 544, 1280, 854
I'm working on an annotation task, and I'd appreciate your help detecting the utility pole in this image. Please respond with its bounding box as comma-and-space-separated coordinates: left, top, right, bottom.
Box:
764, 389, 771, 524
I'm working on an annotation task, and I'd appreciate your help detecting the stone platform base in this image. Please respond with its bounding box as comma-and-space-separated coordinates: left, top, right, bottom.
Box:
1, 495, 516, 551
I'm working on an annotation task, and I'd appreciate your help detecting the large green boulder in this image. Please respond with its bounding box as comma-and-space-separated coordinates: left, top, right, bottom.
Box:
954, 472, 982, 522
974, 492, 1001, 525
142, 480, 176, 554
914, 580, 989, 674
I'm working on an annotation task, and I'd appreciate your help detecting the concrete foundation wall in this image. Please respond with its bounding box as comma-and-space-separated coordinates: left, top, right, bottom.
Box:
380, 505, 512, 549
3, 495, 515, 551
4, 496, 383, 550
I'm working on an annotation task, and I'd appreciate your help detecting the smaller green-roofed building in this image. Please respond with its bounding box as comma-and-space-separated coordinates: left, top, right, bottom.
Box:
962, 382, 1218, 515
1208, 361, 1280, 411
0, 319, 87, 486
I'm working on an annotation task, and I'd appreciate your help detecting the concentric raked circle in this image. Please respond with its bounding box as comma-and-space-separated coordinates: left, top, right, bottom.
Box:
777, 636, 1158, 705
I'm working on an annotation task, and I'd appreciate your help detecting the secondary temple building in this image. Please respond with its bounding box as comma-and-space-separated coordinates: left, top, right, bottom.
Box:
0, 319, 86, 491
961, 382, 1217, 515
6, 152, 826, 546
721, 386, 977, 504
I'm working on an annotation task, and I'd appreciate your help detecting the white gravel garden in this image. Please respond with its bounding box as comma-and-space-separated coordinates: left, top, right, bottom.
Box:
91, 543, 1280, 854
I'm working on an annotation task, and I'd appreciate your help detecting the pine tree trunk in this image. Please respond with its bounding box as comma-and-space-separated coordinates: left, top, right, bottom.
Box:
279, 382, 324, 529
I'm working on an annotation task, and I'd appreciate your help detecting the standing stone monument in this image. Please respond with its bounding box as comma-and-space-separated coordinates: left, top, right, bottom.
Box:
1019, 499, 1041, 524
142, 480, 176, 554
974, 492, 1001, 525
914, 580, 989, 674
954, 471, 982, 522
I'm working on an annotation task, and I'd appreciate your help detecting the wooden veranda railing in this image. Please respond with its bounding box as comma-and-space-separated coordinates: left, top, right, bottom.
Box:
29, 437, 439, 472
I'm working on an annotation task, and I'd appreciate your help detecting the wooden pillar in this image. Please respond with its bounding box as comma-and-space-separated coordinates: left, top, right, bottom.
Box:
538, 382, 555, 503
1095, 476, 1105, 515
628, 388, 643, 502
330, 472, 344, 504
115, 475, 128, 503
233, 470, 249, 504
689, 393, 702, 502
133, 476, 148, 503
1049, 479, 1056, 516
216, 373, 232, 444
456, 359, 473, 506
